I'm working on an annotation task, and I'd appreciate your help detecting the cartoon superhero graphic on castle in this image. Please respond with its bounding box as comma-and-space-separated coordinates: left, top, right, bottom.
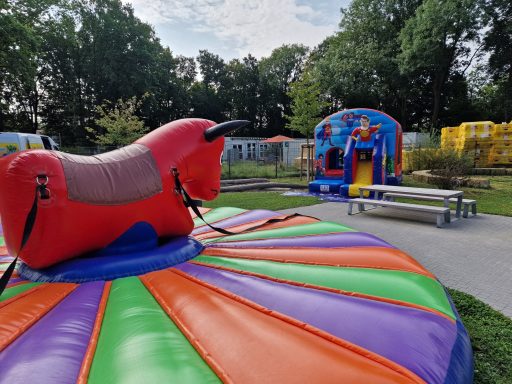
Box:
350, 115, 382, 144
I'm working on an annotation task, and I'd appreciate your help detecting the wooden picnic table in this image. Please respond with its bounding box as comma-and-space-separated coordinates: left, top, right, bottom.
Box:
358, 185, 465, 218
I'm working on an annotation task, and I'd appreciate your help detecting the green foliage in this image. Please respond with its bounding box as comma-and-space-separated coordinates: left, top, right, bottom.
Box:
311, 0, 427, 129
448, 289, 512, 383
398, 0, 480, 130
0, 0, 509, 143
411, 148, 473, 189
259, 44, 309, 136
285, 71, 329, 143
86, 96, 148, 146
481, 0, 512, 121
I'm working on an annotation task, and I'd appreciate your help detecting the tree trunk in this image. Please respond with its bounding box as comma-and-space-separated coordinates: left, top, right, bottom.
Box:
400, 93, 407, 131
431, 73, 443, 132
306, 136, 310, 181
33, 87, 39, 133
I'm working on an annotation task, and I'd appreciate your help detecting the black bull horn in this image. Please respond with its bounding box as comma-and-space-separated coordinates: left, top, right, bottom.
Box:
204, 120, 250, 142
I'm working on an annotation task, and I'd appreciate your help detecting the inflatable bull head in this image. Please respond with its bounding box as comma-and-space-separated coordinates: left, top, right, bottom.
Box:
0, 118, 248, 269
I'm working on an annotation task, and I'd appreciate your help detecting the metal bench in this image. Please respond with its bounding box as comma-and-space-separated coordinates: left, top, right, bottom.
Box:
348, 198, 451, 228
383, 193, 477, 218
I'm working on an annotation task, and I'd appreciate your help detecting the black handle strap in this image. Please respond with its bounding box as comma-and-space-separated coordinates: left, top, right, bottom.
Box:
172, 168, 236, 235
172, 168, 318, 237
0, 175, 49, 297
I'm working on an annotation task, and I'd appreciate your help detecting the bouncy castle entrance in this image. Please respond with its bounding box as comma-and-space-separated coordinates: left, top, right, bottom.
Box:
325, 147, 344, 177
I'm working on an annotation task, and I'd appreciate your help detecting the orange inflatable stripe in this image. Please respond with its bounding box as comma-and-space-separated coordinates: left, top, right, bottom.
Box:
77, 281, 112, 384
0, 284, 44, 307
189, 207, 211, 219
0, 283, 76, 352
190, 260, 455, 323
142, 269, 424, 384
0, 246, 7, 255
201, 246, 435, 278
195, 215, 319, 241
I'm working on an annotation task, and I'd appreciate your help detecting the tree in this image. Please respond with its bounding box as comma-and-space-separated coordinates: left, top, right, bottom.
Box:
86, 96, 148, 146
286, 70, 329, 180
398, 0, 480, 131
259, 44, 309, 136
224, 55, 259, 135
285, 71, 329, 145
191, 50, 229, 122
0, 0, 60, 132
483, 0, 512, 121
311, 0, 424, 130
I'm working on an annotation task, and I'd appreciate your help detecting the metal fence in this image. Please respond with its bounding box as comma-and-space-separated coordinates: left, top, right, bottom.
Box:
61, 146, 118, 155
61, 140, 310, 180
222, 140, 308, 179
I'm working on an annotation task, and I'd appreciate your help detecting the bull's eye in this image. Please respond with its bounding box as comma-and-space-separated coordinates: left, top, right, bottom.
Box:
219, 151, 223, 166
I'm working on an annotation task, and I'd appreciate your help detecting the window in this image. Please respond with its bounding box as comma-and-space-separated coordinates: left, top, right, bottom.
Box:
41, 136, 53, 150
247, 142, 256, 160
232, 144, 243, 160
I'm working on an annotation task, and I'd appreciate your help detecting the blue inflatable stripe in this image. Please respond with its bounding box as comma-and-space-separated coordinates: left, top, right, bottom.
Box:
19, 236, 203, 283
443, 288, 475, 384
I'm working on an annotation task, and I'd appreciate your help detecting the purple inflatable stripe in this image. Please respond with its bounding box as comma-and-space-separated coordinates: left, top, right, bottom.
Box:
0, 257, 15, 263
6, 278, 23, 286
192, 209, 280, 235
206, 232, 395, 249
176, 262, 455, 384
0, 281, 104, 384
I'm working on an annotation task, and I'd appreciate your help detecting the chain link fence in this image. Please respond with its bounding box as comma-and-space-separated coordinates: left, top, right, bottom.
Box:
222, 140, 307, 179
61, 139, 310, 180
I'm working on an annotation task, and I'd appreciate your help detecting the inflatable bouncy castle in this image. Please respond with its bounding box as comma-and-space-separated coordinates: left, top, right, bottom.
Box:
0, 118, 473, 383
309, 108, 403, 197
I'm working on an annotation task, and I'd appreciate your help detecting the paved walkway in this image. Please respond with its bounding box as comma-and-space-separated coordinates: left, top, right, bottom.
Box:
280, 202, 512, 318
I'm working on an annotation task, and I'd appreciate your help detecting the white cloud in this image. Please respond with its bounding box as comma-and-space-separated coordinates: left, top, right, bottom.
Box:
123, 0, 338, 58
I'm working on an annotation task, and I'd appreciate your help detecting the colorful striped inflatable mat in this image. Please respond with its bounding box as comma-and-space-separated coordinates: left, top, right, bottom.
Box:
0, 207, 473, 383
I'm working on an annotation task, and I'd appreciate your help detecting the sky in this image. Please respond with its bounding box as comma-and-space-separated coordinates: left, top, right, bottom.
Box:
122, 0, 351, 60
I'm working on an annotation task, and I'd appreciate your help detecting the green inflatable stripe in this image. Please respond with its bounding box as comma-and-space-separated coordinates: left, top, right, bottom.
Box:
0, 236, 5, 246
193, 207, 247, 227
88, 277, 221, 384
195, 255, 456, 320
0, 282, 42, 302
203, 221, 356, 244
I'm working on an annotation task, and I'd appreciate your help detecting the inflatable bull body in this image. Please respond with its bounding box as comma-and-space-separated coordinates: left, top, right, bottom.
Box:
0, 119, 246, 269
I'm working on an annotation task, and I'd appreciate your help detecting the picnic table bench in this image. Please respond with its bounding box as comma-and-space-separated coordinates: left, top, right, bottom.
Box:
346, 185, 467, 228
383, 193, 477, 218
348, 198, 451, 228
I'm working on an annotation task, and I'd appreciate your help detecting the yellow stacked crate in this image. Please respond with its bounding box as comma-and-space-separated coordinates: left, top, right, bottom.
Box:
455, 122, 494, 166
489, 123, 512, 165
402, 150, 412, 172
441, 126, 459, 148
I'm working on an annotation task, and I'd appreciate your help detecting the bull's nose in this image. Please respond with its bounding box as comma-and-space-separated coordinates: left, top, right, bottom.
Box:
211, 189, 219, 195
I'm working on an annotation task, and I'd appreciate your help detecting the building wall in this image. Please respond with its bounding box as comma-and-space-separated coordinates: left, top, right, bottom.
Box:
223, 137, 308, 164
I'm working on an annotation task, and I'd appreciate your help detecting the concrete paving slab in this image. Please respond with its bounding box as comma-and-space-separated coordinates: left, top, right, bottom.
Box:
280, 202, 512, 318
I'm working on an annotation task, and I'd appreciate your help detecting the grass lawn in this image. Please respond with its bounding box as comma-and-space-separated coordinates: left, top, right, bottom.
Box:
205, 190, 512, 383
449, 289, 512, 383
402, 175, 512, 216
204, 191, 320, 210
222, 161, 300, 179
